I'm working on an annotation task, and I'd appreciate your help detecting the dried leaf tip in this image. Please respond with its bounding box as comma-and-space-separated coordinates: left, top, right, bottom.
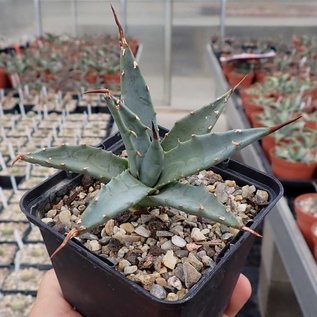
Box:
11, 154, 25, 167
241, 226, 262, 238
269, 116, 302, 134
111, 5, 128, 47
50, 228, 84, 258
84, 89, 111, 96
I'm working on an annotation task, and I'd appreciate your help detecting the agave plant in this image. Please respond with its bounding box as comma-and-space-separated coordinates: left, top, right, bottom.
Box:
13, 7, 299, 254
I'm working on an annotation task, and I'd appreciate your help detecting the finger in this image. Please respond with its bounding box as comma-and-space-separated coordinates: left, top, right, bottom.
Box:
223, 274, 252, 317
30, 269, 82, 317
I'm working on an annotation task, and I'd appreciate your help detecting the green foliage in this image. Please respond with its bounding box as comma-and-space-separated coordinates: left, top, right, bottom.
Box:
15, 7, 298, 234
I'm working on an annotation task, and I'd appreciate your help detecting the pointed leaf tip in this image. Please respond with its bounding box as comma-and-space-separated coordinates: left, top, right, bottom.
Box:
241, 226, 262, 238
111, 5, 127, 47
50, 228, 84, 258
269, 115, 302, 134
84, 89, 111, 96
232, 74, 251, 92
11, 154, 25, 167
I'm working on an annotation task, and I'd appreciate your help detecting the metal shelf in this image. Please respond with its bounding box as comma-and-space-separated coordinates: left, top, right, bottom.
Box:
207, 43, 317, 317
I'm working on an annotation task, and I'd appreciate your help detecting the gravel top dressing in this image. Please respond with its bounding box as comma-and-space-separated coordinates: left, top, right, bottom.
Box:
42, 169, 268, 301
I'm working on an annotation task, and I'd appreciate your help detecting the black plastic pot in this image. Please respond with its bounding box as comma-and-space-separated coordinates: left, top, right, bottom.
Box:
20, 131, 283, 317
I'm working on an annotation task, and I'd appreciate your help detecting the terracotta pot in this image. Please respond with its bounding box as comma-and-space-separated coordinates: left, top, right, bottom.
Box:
0, 68, 11, 89
311, 222, 317, 250
103, 73, 120, 85
227, 71, 254, 89
84, 73, 98, 84
241, 99, 263, 120
294, 193, 317, 250
221, 62, 234, 77
314, 245, 317, 261
262, 135, 277, 159
249, 112, 264, 128
254, 71, 267, 84
269, 148, 316, 180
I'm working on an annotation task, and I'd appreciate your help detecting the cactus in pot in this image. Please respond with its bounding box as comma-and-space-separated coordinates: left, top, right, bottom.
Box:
13, 7, 299, 255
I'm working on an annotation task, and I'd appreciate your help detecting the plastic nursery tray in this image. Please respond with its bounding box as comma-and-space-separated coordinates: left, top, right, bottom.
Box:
20, 130, 283, 317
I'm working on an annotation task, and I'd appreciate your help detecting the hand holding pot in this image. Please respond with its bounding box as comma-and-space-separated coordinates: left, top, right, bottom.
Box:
30, 269, 251, 317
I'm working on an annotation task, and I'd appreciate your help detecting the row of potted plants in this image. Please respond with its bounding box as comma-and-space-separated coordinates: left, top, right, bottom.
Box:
0, 33, 139, 92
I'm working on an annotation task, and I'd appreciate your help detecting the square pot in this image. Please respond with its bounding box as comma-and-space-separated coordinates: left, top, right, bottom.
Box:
20, 131, 283, 317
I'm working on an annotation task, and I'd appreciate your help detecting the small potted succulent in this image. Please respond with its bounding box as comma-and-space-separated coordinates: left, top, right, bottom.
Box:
294, 193, 317, 250
16, 8, 298, 317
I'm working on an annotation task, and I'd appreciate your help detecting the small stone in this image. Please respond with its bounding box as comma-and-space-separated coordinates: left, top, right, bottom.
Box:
117, 246, 129, 258
41, 218, 54, 225
187, 253, 203, 271
163, 250, 177, 270
170, 225, 184, 237
46, 209, 57, 218
191, 228, 206, 242
221, 232, 234, 241
171, 235, 187, 248
118, 259, 131, 271
237, 203, 247, 212
89, 240, 101, 252
134, 226, 151, 238
156, 277, 167, 287
149, 245, 165, 256
201, 255, 214, 267
225, 180, 236, 187
150, 284, 166, 299
160, 240, 173, 250
186, 243, 202, 252
140, 214, 152, 224
136, 272, 160, 288
156, 231, 174, 237
255, 190, 269, 205
158, 213, 169, 222
58, 209, 71, 225
174, 250, 189, 258
196, 250, 207, 259
206, 185, 215, 193
167, 276, 182, 290
242, 185, 256, 198
104, 219, 115, 236
183, 262, 201, 288
108, 238, 122, 252
174, 264, 185, 282
124, 265, 138, 275
166, 293, 178, 301
146, 237, 156, 246
120, 223, 135, 234
177, 288, 187, 300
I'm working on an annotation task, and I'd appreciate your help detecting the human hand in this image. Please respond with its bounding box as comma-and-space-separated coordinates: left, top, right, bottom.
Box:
30, 269, 251, 317
29, 269, 82, 317
223, 274, 252, 317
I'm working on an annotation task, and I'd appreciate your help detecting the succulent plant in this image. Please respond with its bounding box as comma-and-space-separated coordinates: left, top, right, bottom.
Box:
13, 7, 299, 254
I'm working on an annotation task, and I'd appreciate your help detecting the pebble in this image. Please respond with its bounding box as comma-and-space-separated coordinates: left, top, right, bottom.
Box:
156, 231, 174, 237
255, 190, 269, 205
167, 276, 182, 290
187, 253, 203, 271
104, 219, 115, 236
191, 228, 206, 242
140, 214, 152, 224
156, 277, 167, 287
166, 293, 178, 301
183, 262, 202, 288
134, 226, 151, 238
160, 240, 173, 250
174, 264, 185, 282
201, 255, 214, 267
120, 223, 135, 234
171, 235, 186, 248
163, 250, 177, 270
150, 284, 166, 299
170, 225, 184, 236
89, 240, 101, 252
242, 185, 256, 198
118, 259, 131, 271
47, 209, 57, 218
124, 265, 138, 275
58, 210, 71, 225
186, 243, 202, 252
